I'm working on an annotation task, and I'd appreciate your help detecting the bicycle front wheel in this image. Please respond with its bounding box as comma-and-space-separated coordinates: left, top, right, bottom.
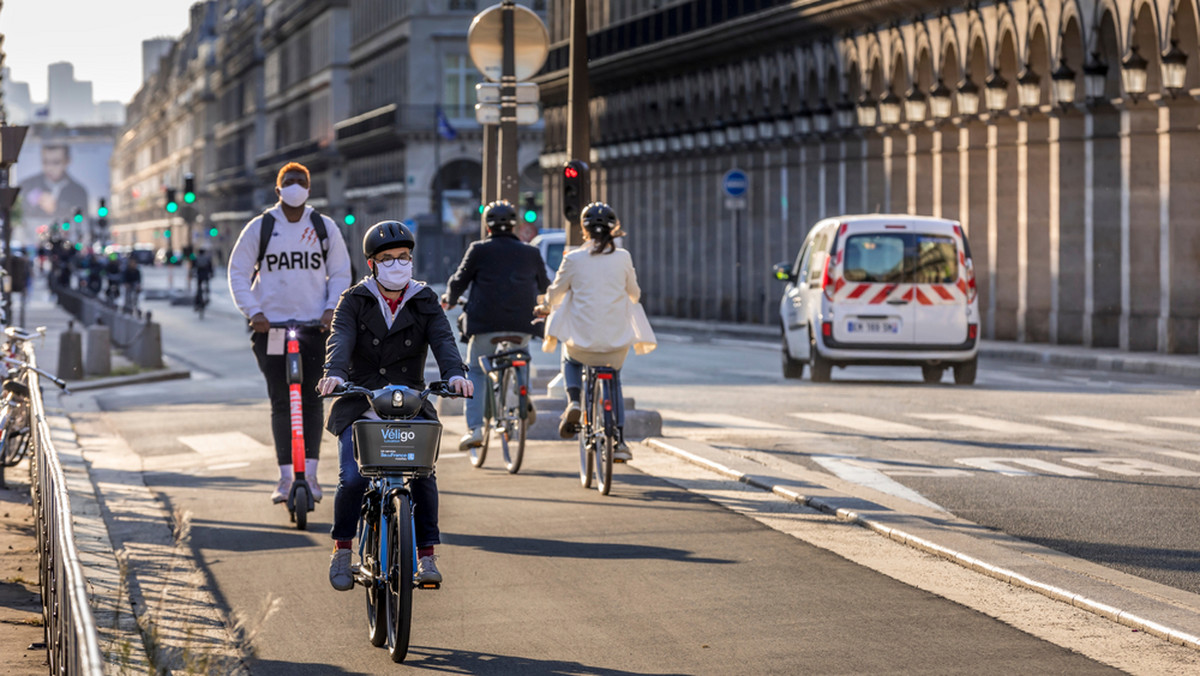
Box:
593, 378, 614, 495
385, 494, 414, 663
499, 369, 527, 474
471, 377, 494, 468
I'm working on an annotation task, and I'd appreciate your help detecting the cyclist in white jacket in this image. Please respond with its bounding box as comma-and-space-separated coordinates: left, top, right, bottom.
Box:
228, 162, 352, 502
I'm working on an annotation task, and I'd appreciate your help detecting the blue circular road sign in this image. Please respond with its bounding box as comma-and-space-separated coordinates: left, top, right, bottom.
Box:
722, 169, 749, 198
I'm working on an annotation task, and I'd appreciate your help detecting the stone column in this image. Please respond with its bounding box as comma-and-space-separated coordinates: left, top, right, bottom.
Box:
1165, 100, 1200, 353
992, 117, 1020, 341
964, 121, 990, 333
1123, 104, 1162, 351
1024, 114, 1052, 343
1091, 105, 1122, 348
888, 129, 908, 213
912, 126, 934, 215
1055, 109, 1087, 345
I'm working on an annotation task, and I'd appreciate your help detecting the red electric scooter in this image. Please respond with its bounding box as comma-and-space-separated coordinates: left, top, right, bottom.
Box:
270, 320, 323, 530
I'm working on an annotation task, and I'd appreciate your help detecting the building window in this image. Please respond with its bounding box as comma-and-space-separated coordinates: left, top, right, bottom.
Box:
443, 54, 479, 118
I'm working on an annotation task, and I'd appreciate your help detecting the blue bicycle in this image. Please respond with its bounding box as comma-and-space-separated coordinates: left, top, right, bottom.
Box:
323, 380, 464, 663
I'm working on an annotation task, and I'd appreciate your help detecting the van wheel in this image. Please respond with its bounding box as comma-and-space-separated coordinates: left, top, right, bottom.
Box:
921, 365, 944, 383
953, 358, 978, 385
808, 330, 832, 383
782, 334, 805, 379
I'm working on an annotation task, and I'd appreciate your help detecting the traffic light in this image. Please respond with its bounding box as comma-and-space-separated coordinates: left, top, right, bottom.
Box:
209, 227, 219, 237
165, 188, 178, 213
522, 193, 538, 224
97, 198, 108, 218
344, 209, 356, 226
183, 173, 196, 204
562, 160, 589, 223
61, 220, 70, 232
73, 208, 83, 225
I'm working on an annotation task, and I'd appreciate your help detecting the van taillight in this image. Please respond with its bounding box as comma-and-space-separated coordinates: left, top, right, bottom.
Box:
968, 324, 978, 340
964, 262, 977, 303
822, 321, 832, 337
821, 255, 834, 301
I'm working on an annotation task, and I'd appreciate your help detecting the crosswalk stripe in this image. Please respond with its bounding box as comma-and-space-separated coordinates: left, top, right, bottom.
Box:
913, 413, 1062, 435
178, 431, 271, 456
1039, 415, 1194, 438
790, 413, 927, 435
662, 410, 792, 431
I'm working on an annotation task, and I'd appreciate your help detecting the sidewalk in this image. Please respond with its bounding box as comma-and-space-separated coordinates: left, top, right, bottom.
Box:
648, 316, 1200, 381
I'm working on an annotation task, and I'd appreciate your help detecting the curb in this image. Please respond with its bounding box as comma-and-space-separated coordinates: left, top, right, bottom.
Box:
645, 437, 1200, 651
66, 367, 192, 392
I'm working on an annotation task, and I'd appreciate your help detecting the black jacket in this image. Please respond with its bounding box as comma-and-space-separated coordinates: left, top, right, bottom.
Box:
323, 281, 467, 436
444, 232, 551, 338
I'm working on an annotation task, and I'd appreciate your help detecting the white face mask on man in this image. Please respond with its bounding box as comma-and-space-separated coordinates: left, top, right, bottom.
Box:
278, 184, 309, 208
374, 258, 413, 292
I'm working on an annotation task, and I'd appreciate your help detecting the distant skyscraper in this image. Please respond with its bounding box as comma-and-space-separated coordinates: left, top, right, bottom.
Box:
47, 62, 95, 125
2, 68, 34, 124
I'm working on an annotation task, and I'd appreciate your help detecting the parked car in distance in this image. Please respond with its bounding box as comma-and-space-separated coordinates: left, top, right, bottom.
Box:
531, 229, 565, 281
773, 214, 979, 385
130, 244, 156, 266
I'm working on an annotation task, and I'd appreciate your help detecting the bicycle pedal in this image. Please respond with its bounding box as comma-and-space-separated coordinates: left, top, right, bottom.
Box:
417, 582, 441, 590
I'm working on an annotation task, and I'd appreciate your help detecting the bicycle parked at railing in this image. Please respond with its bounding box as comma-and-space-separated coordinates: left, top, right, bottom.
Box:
471, 336, 534, 474
321, 380, 465, 663
576, 364, 624, 496
0, 327, 70, 468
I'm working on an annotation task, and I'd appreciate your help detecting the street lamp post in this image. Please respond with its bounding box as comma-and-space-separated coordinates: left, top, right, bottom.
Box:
0, 124, 28, 327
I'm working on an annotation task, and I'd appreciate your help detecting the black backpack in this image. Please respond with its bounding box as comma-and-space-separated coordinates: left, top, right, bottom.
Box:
254, 209, 330, 279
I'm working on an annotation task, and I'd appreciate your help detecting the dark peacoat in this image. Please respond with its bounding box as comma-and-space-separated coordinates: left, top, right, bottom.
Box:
323, 280, 467, 436
444, 232, 551, 338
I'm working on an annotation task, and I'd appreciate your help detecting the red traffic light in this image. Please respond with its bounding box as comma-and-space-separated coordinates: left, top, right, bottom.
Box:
564, 166, 579, 179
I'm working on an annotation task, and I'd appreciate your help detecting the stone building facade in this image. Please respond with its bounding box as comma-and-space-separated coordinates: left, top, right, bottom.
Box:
111, 0, 547, 280
538, 0, 1200, 354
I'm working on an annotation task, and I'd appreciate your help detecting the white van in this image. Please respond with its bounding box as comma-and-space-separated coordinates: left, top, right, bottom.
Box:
773, 215, 979, 384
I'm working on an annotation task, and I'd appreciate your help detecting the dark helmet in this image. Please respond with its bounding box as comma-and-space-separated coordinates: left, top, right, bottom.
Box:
581, 202, 618, 238
362, 220, 416, 259
483, 200, 518, 233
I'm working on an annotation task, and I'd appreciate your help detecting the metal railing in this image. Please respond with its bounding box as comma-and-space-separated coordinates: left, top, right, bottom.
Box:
28, 342, 105, 675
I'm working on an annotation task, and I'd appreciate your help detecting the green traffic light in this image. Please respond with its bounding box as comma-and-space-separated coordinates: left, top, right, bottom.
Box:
164, 229, 172, 238
73, 213, 83, 224
97, 206, 109, 218
479, 205, 485, 215
184, 192, 196, 204
209, 227, 219, 237
523, 210, 537, 223
344, 214, 356, 226
61, 222, 70, 231
166, 202, 178, 213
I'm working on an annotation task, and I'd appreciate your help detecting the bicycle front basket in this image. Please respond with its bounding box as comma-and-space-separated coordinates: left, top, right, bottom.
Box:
352, 420, 442, 475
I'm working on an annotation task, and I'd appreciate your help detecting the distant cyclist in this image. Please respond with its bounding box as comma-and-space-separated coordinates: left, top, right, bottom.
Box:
537, 202, 656, 462
122, 256, 142, 313
193, 247, 215, 310
442, 200, 550, 451
318, 220, 472, 591
228, 161, 352, 504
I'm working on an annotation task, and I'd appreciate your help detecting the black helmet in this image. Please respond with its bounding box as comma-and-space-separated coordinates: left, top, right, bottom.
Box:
362, 220, 416, 259
483, 200, 518, 233
581, 202, 618, 238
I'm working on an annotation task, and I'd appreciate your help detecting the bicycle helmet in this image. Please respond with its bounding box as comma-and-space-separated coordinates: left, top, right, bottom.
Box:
362, 220, 416, 259
482, 200, 518, 234
580, 202, 618, 239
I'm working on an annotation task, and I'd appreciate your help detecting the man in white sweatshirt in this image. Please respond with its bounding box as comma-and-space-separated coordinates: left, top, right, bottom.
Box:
228, 162, 352, 502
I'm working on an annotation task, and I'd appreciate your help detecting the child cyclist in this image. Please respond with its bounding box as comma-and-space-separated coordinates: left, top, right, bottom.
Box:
317, 221, 473, 591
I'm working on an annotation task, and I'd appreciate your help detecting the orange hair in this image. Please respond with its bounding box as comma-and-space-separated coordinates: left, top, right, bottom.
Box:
276, 162, 310, 187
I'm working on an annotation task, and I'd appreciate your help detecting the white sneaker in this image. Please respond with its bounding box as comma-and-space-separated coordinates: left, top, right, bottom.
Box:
270, 465, 293, 503
416, 555, 442, 587
458, 428, 484, 451
305, 459, 323, 502
329, 549, 354, 591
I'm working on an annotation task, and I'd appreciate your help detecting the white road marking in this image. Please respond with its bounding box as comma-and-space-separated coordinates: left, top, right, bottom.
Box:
178, 431, 271, 456
812, 456, 959, 512
955, 457, 1097, 477
1148, 416, 1200, 429
1061, 457, 1200, 477
1039, 416, 1195, 439
439, 451, 469, 459
915, 413, 1062, 435
792, 413, 928, 435
205, 462, 251, 472
661, 410, 792, 430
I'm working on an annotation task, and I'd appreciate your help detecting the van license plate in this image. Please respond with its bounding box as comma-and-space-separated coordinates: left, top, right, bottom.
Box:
847, 319, 900, 334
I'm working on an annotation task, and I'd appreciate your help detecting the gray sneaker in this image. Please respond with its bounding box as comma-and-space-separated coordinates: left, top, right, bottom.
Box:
613, 441, 632, 463
416, 555, 442, 588
558, 402, 581, 439
329, 549, 354, 591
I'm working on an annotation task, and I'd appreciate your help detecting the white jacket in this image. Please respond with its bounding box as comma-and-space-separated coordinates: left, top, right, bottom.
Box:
227, 204, 352, 321
542, 246, 656, 365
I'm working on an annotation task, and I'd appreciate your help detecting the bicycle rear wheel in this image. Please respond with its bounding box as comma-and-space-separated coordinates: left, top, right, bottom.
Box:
386, 494, 414, 663
593, 378, 614, 495
362, 508, 387, 647
499, 369, 527, 474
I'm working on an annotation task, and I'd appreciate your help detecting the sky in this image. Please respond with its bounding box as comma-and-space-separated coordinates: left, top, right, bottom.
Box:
1, 0, 200, 103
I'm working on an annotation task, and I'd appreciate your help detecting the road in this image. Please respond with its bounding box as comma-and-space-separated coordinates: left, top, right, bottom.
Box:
62, 267, 1200, 674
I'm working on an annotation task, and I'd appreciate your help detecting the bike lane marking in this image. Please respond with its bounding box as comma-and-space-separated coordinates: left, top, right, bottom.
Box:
913, 413, 1063, 435
1040, 415, 1197, 439
792, 413, 928, 436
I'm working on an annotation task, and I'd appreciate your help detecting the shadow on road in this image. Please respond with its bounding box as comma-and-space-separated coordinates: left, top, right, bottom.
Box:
403, 646, 692, 675
445, 532, 733, 564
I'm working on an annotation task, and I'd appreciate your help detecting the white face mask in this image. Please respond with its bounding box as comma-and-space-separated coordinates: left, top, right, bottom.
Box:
279, 184, 309, 208
374, 258, 412, 292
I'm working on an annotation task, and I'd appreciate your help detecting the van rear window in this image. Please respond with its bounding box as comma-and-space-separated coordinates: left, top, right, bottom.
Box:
842, 233, 958, 283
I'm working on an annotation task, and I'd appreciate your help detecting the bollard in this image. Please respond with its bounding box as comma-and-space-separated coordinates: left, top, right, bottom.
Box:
132, 320, 164, 369
84, 325, 112, 377
58, 320, 84, 381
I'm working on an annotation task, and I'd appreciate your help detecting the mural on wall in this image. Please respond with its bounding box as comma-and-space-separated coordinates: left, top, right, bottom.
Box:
11, 135, 114, 234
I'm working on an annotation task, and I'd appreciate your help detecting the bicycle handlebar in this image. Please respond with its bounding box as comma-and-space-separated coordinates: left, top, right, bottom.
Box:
320, 380, 470, 401
4, 326, 47, 343
2, 356, 70, 392
267, 320, 325, 329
